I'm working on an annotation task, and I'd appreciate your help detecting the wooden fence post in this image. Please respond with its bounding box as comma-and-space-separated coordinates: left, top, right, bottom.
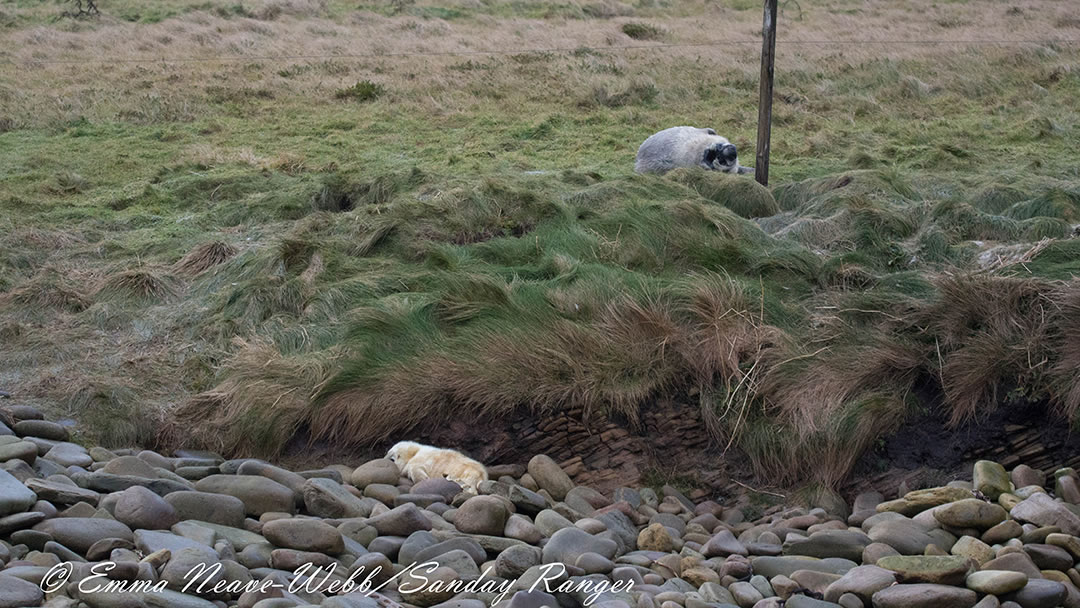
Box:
755, 0, 778, 186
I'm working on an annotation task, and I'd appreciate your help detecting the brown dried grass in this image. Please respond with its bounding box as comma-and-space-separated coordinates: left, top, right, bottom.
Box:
1, 0, 1074, 127
173, 241, 239, 275
164, 337, 341, 456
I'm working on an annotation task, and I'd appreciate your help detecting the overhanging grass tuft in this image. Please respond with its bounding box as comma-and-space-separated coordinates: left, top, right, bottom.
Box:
1, 270, 90, 314
666, 169, 780, 219
1005, 188, 1080, 222
66, 380, 157, 448
164, 338, 342, 457
97, 268, 178, 302
174, 241, 239, 275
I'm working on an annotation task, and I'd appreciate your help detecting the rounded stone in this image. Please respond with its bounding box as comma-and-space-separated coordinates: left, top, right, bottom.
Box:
729, 581, 764, 606
269, 548, 335, 571
0, 469, 37, 516
935, 499, 1008, 529
1023, 543, 1074, 571
526, 455, 573, 502
400, 565, 458, 606
966, 570, 1028, 595
303, 477, 371, 519
350, 458, 400, 488
983, 519, 1023, 544
13, 420, 69, 441
784, 529, 872, 562
101, 455, 159, 478
704, 529, 749, 558
867, 518, 937, 555
0, 573, 44, 608
237, 460, 308, 496
974, 461, 1012, 501
0, 440, 37, 464
1002, 578, 1067, 608
164, 490, 246, 527
876, 555, 974, 586
194, 474, 296, 516
637, 522, 676, 553
261, 518, 344, 554
504, 513, 543, 544
496, 544, 541, 579
575, 551, 614, 575
542, 527, 617, 564
824, 564, 897, 604
411, 478, 463, 502
32, 517, 133, 554
43, 442, 92, 468
113, 485, 180, 530
365, 503, 433, 537
951, 535, 995, 566
872, 583, 977, 608
160, 546, 223, 591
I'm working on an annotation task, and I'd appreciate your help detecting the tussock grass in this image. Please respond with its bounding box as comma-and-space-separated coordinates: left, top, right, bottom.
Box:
97, 268, 178, 302
49, 171, 90, 195
65, 380, 157, 448
620, 22, 666, 41
667, 169, 780, 219
1, 272, 91, 314
165, 338, 342, 456
174, 241, 239, 275
334, 80, 385, 103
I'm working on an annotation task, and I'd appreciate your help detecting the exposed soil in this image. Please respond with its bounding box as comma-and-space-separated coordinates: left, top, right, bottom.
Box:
284, 385, 1080, 503
846, 388, 1080, 499
283, 396, 756, 500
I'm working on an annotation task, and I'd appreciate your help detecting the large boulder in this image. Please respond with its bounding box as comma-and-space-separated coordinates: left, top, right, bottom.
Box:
823, 565, 897, 604
871, 583, 976, 608
366, 503, 432, 537
113, 485, 180, 530
303, 477, 371, 519
0, 574, 45, 608
350, 459, 400, 488
194, 474, 296, 516
973, 460, 1012, 501
933, 498, 1007, 529
0, 469, 35, 516
527, 455, 573, 502
876, 487, 973, 517
33, 517, 133, 554
876, 555, 974, 586
454, 495, 510, 536
164, 491, 246, 527
262, 518, 344, 554
1010, 492, 1080, 535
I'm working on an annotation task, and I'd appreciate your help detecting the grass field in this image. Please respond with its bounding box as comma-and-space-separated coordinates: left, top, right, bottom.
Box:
1, 0, 1079, 486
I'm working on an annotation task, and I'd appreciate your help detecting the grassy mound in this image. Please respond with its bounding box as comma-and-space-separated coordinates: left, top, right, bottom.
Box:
667, 168, 781, 219
174, 241, 239, 276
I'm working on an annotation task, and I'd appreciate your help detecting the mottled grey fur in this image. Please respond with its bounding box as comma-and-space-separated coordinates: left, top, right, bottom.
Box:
634, 126, 753, 175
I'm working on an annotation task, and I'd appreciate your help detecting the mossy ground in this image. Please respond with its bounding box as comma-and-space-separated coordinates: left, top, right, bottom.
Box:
1, 0, 1079, 486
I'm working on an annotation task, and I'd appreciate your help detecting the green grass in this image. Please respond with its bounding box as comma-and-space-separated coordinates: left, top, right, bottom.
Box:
2, 0, 1080, 486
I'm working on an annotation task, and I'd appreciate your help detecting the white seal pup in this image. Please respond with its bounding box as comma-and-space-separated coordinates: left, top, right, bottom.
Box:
635, 126, 753, 175
386, 441, 489, 492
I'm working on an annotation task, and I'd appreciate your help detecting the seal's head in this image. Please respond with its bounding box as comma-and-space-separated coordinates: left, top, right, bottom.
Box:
703, 139, 740, 173
386, 441, 421, 469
